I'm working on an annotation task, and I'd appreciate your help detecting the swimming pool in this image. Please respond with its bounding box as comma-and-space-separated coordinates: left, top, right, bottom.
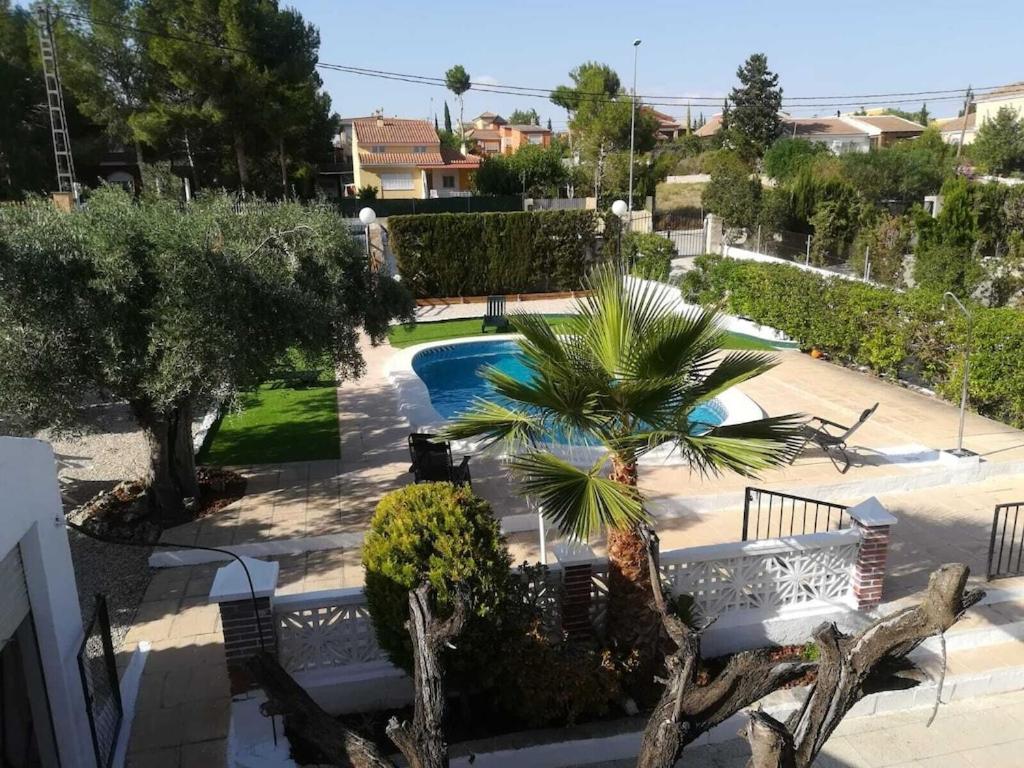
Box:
410, 339, 727, 432
386, 336, 765, 466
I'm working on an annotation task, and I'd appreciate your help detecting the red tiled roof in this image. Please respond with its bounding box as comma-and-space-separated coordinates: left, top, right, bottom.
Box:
353, 117, 438, 145
644, 107, 681, 127
419, 147, 482, 169
506, 124, 549, 133
359, 146, 481, 169
360, 151, 444, 166
467, 128, 501, 140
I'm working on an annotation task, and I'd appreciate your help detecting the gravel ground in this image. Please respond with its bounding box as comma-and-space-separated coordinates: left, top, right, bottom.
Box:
41, 399, 153, 651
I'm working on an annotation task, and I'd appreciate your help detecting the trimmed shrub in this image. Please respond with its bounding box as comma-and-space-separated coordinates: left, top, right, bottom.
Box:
362, 483, 514, 685
389, 210, 597, 298
678, 256, 1024, 427
625, 232, 674, 281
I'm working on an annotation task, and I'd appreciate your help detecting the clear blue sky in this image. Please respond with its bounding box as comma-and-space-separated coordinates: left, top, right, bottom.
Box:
293, 0, 1020, 126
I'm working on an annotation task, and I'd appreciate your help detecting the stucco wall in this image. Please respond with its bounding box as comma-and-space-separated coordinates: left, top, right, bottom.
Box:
0, 437, 95, 766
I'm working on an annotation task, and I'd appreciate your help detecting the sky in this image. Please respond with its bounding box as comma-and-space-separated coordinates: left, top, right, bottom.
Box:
291, 0, 1022, 126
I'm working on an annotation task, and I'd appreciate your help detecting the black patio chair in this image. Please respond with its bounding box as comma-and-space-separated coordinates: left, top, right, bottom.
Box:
408, 433, 472, 487
481, 295, 509, 333
794, 403, 879, 474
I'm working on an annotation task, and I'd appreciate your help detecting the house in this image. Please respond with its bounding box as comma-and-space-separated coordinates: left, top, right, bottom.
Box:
644, 107, 684, 141
840, 114, 926, 148
694, 113, 872, 154
935, 81, 1024, 147
465, 112, 552, 157
975, 82, 1024, 126
1, 437, 99, 767
937, 112, 977, 147
349, 113, 481, 199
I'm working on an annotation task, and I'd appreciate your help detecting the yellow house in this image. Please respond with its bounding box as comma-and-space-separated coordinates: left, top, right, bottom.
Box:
350, 115, 480, 199
940, 82, 1024, 147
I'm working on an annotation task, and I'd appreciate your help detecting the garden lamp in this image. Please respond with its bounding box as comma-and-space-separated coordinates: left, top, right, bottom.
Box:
359, 207, 376, 266
611, 199, 628, 266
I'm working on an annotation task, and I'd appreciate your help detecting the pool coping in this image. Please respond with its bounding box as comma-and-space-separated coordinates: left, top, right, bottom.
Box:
383, 335, 766, 467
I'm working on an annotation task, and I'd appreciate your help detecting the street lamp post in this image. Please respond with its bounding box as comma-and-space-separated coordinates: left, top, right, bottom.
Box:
611, 199, 628, 267
627, 38, 642, 216
359, 206, 376, 269
943, 291, 973, 455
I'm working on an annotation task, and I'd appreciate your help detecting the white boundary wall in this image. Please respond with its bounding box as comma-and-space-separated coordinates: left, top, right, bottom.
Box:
721, 243, 877, 285
0, 438, 97, 766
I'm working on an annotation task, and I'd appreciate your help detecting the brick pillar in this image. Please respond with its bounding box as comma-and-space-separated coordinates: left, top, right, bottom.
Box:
847, 497, 898, 610
209, 557, 279, 694
554, 541, 597, 642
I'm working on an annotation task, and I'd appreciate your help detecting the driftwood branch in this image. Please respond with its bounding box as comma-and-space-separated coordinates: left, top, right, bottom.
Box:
385, 582, 467, 768
248, 651, 395, 768
750, 563, 985, 767
745, 711, 795, 768
635, 527, 811, 768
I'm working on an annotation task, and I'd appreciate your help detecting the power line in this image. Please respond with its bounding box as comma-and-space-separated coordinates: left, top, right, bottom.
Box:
57, 8, 1023, 113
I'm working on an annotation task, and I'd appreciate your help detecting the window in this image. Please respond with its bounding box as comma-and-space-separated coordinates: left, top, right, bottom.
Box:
380, 173, 414, 191
528, 134, 544, 144
412, 146, 428, 154
371, 145, 386, 154
442, 175, 456, 189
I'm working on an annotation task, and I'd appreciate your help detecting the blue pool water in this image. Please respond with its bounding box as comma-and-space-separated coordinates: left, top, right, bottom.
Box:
412, 340, 727, 435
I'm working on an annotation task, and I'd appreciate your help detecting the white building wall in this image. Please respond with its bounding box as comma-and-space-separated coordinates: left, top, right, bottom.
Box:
0, 437, 95, 767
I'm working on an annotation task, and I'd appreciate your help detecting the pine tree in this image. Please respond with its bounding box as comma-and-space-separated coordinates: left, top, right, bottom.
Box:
726, 53, 782, 159
918, 102, 930, 126
443, 101, 452, 134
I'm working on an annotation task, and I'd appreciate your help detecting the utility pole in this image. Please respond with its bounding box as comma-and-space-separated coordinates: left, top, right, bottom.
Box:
956, 85, 972, 160
627, 38, 641, 214
34, 2, 78, 203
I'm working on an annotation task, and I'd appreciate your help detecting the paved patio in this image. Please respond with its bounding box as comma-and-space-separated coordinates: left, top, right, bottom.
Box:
125, 327, 1024, 764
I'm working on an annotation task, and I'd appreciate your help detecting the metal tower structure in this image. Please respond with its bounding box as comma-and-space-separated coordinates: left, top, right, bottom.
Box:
34, 2, 79, 202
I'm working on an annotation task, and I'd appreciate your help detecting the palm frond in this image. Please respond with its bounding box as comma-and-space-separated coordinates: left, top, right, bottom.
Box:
439, 399, 548, 451
674, 414, 807, 477
625, 302, 723, 381
685, 350, 779, 404
508, 451, 648, 540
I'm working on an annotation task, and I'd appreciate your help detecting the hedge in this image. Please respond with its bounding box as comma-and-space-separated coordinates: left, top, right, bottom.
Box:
682, 255, 1024, 429
389, 210, 597, 298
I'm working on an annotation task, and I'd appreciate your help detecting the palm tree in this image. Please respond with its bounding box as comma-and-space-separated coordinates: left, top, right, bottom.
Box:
441, 265, 803, 672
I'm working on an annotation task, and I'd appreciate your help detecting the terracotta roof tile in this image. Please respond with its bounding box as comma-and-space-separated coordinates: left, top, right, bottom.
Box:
977, 82, 1024, 102
359, 151, 443, 166
785, 117, 868, 137
353, 117, 439, 145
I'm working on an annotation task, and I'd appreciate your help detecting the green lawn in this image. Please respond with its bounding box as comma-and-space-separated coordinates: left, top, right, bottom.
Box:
199, 378, 340, 465
389, 315, 781, 351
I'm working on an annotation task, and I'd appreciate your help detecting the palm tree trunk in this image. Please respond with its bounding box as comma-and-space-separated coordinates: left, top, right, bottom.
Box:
606, 454, 662, 698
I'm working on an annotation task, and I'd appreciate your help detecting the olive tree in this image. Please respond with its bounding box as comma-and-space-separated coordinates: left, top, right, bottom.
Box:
0, 188, 412, 517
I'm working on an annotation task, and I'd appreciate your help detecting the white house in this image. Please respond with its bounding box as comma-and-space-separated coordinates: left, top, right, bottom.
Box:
1, 438, 97, 767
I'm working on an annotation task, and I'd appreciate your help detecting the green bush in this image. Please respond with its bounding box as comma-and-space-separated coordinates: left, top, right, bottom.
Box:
625, 232, 674, 281
362, 483, 514, 684
701, 150, 761, 230
389, 210, 597, 298
681, 255, 1024, 428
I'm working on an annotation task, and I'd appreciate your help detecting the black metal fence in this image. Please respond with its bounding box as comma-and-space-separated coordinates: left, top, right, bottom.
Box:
741, 487, 849, 541
78, 594, 123, 768
987, 502, 1024, 580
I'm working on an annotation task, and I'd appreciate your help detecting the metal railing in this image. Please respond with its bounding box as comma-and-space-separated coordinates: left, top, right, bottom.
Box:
987, 502, 1024, 580
742, 487, 849, 542
77, 594, 123, 768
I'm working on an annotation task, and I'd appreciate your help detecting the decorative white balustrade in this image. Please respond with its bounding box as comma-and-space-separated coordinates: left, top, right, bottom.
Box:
659, 530, 862, 621
271, 530, 861, 673
275, 588, 389, 673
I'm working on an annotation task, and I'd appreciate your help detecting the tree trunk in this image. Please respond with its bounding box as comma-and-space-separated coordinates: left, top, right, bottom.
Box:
632, 524, 984, 768
278, 135, 288, 196
249, 652, 395, 768
134, 141, 145, 190
743, 563, 984, 768
234, 131, 250, 191
132, 399, 200, 523
606, 455, 661, 695
385, 584, 466, 768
